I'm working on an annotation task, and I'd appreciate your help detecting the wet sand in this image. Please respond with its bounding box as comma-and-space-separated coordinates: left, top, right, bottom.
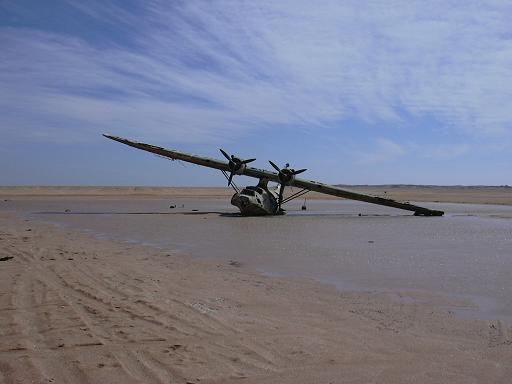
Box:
1, 187, 512, 383
6, 196, 512, 321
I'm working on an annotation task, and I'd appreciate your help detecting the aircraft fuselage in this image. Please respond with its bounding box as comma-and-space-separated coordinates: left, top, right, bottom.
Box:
230, 185, 281, 216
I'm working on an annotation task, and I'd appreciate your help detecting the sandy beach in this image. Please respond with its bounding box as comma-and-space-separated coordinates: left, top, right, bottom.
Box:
1, 187, 512, 383
1, 185, 511, 205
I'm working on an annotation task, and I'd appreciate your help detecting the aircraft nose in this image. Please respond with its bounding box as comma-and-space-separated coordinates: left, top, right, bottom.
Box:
239, 196, 250, 207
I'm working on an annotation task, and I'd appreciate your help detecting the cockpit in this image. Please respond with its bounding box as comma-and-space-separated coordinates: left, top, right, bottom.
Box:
241, 186, 265, 197
246, 186, 264, 193
241, 188, 256, 196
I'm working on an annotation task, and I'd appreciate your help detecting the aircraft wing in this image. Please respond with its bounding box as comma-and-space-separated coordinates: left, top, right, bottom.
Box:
104, 134, 444, 216
103, 134, 280, 180
291, 179, 444, 216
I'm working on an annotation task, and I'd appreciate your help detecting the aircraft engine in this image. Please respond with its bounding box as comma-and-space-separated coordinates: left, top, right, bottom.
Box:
268, 161, 307, 210
219, 149, 256, 186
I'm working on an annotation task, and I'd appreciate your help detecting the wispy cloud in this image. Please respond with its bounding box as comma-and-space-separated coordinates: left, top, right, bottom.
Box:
353, 138, 407, 164
1, 0, 512, 146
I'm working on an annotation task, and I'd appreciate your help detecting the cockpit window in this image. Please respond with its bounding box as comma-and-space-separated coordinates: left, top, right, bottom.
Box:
245, 186, 264, 194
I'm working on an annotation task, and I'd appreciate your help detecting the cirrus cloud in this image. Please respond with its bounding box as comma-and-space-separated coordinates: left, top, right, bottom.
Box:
1, 0, 512, 144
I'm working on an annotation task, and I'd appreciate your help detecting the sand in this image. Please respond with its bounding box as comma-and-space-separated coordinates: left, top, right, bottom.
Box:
1, 192, 512, 383
1, 185, 511, 205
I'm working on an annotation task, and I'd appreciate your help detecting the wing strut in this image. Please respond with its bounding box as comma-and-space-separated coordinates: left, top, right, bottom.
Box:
221, 170, 240, 193
281, 188, 310, 205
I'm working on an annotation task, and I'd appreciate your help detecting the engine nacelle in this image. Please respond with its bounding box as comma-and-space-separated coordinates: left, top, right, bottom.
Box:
278, 168, 295, 185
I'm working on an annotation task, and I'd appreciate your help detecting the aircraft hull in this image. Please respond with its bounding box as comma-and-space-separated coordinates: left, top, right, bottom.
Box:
231, 193, 273, 216
230, 188, 282, 216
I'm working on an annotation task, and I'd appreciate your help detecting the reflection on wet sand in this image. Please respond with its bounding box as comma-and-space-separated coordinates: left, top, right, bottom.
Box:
4, 196, 512, 321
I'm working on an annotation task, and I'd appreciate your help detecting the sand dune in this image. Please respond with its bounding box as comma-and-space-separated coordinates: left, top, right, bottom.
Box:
1, 210, 511, 383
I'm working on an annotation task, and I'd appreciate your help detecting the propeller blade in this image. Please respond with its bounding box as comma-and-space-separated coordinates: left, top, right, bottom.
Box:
228, 172, 234, 186
293, 168, 307, 175
242, 158, 256, 164
269, 160, 281, 172
278, 184, 285, 210
219, 149, 231, 161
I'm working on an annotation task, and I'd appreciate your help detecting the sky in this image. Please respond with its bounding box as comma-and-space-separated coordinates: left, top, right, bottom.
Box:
1, 0, 511, 186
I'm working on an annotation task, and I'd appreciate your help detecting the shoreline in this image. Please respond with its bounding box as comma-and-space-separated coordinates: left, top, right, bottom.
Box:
1, 185, 512, 206
1, 209, 511, 382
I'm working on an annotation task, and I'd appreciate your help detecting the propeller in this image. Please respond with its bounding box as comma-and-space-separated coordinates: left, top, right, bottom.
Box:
219, 149, 256, 186
268, 161, 307, 211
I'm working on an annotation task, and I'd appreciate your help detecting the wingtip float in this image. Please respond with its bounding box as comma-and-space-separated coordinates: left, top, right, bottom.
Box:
103, 134, 444, 217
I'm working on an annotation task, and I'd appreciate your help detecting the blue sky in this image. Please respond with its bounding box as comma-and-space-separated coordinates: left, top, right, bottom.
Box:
1, 0, 511, 186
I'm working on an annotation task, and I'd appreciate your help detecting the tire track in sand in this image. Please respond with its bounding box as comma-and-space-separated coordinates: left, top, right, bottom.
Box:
1, 217, 282, 382
45, 261, 280, 376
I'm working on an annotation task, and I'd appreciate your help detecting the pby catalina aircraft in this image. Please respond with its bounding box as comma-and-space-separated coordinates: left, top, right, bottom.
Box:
103, 135, 444, 217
